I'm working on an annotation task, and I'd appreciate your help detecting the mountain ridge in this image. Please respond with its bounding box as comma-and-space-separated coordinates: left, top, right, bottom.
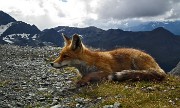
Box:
123, 21, 180, 35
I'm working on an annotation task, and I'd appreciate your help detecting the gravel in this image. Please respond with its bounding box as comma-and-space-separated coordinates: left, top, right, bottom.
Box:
0, 45, 100, 108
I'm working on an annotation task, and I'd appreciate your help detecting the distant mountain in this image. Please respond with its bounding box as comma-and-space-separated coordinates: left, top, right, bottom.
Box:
0, 11, 180, 72
0, 21, 41, 46
123, 21, 180, 35
37, 28, 63, 46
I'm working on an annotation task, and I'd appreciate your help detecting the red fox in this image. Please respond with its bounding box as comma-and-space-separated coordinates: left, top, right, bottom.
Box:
51, 34, 166, 86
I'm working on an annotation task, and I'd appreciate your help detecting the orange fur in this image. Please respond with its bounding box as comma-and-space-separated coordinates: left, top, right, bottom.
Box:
51, 34, 166, 86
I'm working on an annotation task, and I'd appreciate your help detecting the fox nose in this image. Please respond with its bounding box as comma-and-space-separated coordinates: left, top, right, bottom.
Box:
50, 62, 54, 67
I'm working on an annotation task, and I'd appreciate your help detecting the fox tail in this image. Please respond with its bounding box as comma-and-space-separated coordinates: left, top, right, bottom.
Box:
108, 70, 166, 81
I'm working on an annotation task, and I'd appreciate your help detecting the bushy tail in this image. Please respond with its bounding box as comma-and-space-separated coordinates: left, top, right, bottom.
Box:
108, 70, 166, 82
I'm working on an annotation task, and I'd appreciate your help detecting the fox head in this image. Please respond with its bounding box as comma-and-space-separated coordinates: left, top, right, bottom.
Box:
50, 34, 85, 68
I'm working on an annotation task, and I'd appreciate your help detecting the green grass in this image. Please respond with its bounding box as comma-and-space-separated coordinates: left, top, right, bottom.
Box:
75, 75, 180, 108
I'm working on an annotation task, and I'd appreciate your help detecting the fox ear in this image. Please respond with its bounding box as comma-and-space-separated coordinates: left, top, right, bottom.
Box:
71, 34, 82, 51
62, 33, 71, 45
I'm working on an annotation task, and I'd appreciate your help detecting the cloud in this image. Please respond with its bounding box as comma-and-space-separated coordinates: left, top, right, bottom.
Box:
81, 0, 180, 28
0, 0, 79, 29
167, 1, 180, 20
0, 0, 180, 30
91, 0, 171, 19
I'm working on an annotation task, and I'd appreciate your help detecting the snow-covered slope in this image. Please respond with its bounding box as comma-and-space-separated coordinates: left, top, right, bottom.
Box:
3, 33, 31, 44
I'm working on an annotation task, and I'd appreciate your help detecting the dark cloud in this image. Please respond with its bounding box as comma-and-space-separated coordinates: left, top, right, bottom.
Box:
93, 0, 172, 19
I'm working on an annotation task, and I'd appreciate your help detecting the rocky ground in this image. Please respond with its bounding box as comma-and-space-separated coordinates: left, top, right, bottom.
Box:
0, 45, 180, 108
0, 45, 103, 108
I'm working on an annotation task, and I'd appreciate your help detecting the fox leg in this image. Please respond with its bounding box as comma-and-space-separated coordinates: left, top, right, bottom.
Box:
77, 71, 110, 87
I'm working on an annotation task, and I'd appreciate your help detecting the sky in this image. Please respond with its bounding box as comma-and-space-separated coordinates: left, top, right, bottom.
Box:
0, 0, 180, 30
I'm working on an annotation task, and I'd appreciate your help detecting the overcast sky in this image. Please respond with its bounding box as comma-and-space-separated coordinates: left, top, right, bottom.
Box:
0, 0, 180, 30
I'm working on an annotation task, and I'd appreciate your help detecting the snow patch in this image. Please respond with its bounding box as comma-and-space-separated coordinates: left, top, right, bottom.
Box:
32, 34, 37, 40
0, 22, 13, 36
3, 38, 14, 44
4, 33, 30, 39
58, 28, 65, 32
19, 33, 30, 39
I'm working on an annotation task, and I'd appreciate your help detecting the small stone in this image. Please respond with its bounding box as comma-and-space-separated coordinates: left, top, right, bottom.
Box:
38, 97, 46, 101
75, 97, 88, 103
124, 86, 130, 89
56, 86, 61, 89
50, 104, 62, 108
97, 97, 102, 100
51, 99, 58, 106
76, 103, 83, 108
142, 86, 155, 92
26, 96, 32, 100
66, 80, 72, 84
38, 87, 47, 91
39, 82, 50, 86
171, 87, 175, 90
29, 93, 35, 96
175, 98, 179, 101
115, 95, 122, 99
16, 102, 23, 107
146, 87, 155, 91
42, 74, 48, 80
163, 90, 167, 92
169, 100, 173, 103
114, 102, 121, 108
103, 105, 113, 108
53, 97, 60, 100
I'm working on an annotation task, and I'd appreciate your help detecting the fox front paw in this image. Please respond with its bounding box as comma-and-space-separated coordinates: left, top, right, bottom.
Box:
76, 79, 89, 87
